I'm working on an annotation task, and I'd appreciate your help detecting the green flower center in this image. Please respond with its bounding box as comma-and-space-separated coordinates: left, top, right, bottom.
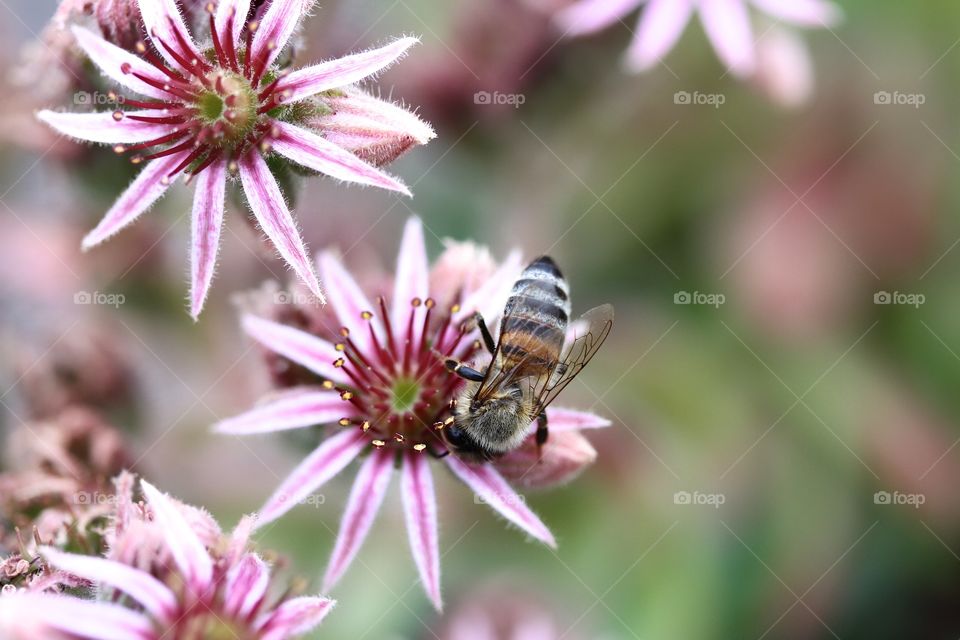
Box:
196, 71, 259, 146
391, 377, 420, 414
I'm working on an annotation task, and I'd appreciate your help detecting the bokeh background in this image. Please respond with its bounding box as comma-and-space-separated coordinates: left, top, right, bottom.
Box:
2, 0, 960, 637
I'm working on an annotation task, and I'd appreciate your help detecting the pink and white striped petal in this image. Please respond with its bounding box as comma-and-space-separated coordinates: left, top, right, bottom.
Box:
322, 447, 394, 591
238, 150, 323, 300
752, 0, 841, 27
401, 450, 442, 610
257, 428, 367, 526
215, 388, 355, 435
698, 0, 756, 77
41, 547, 176, 622
81, 152, 186, 250
250, 0, 305, 73
215, 0, 252, 47
258, 596, 335, 640
271, 121, 411, 195
224, 553, 270, 619
543, 407, 612, 432
70, 26, 169, 99
37, 110, 176, 145
137, 0, 202, 73
189, 157, 227, 319
241, 314, 348, 384
445, 457, 556, 548
455, 249, 523, 326
317, 251, 381, 354
624, 0, 694, 72
277, 37, 419, 104
556, 0, 645, 37
140, 479, 214, 592
0, 593, 153, 640
392, 216, 430, 345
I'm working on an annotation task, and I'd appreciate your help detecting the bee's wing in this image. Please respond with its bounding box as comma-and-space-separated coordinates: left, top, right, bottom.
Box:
531, 304, 614, 416
473, 315, 559, 403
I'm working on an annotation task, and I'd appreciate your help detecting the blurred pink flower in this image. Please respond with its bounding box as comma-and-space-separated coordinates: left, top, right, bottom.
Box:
0, 478, 333, 640
556, 0, 840, 79
37, 0, 433, 318
216, 217, 610, 610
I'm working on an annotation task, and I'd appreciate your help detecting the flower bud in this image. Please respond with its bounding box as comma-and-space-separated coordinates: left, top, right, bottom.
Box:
494, 430, 597, 490
310, 88, 435, 167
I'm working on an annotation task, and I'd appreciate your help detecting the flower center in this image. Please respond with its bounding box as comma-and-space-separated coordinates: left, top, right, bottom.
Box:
177, 610, 256, 640
196, 71, 259, 145
391, 377, 420, 414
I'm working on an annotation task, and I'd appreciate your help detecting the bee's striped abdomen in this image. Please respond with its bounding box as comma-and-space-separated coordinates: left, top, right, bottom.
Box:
499, 256, 571, 375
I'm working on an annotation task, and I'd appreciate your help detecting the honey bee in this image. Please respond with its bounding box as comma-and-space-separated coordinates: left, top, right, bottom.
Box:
443, 256, 613, 461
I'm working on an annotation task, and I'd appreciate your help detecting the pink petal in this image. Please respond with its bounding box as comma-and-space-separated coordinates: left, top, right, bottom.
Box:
391, 217, 429, 347
241, 314, 348, 384
137, 0, 202, 72
0, 593, 153, 640
753, 25, 814, 108
215, 0, 251, 46
70, 25, 168, 99
215, 388, 355, 435
37, 110, 175, 145
257, 428, 367, 526
493, 430, 598, 490
189, 157, 227, 319
454, 249, 523, 326
544, 407, 612, 432
238, 150, 323, 300
555, 0, 645, 37
258, 596, 335, 640
41, 547, 176, 622
81, 152, 186, 250
401, 450, 442, 610
624, 0, 694, 72
271, 121, 411, 195
451, 249, 523, 360
697, 0, 756, 77
445, 457, 556, 548
224, 553, 270, 618
140, 479, 214, 592
317, 251, 381, 354
751, 0, 841, 27
226, 514, 258, 566
250, 0, 305, 73
278, 37, 419, 104
322, 447, 394, 591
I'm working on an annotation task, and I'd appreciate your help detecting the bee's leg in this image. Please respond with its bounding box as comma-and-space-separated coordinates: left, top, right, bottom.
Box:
424, 443, 450, 459
473, 312, 497, 355
444, 358, 486, 382
536, 412, 549, 458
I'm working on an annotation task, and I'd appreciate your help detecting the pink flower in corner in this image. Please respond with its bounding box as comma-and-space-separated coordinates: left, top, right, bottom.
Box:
215, 217, 611, 610
556, 0, 840, 79
0, 477, 334, 640
37, 0, 434, 318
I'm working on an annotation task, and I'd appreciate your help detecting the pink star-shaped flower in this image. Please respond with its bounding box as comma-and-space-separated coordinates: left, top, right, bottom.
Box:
0, 478, 333, 639
38, 0, 433, 317
215, 217, 611, 610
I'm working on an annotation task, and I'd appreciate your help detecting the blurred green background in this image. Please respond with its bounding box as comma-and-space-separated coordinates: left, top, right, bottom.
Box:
3, 0, 960, 637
